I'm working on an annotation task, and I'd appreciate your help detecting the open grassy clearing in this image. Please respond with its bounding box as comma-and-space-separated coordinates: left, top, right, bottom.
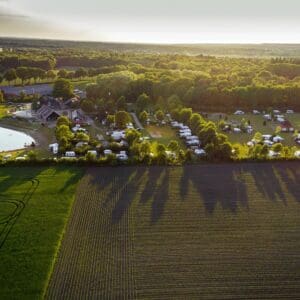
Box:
0, 105, 10, 119
0, 166, 83, 299
209, 113, 300, 147
145, 125, 184, 146
47, 163, 300, 299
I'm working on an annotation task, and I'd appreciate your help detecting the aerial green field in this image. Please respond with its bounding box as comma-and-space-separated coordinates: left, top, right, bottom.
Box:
47, 163, 300, 299
145, 125, 185, 148
209, 113, 300, 148
0, 166, 83, 299
0, 105, 10, 119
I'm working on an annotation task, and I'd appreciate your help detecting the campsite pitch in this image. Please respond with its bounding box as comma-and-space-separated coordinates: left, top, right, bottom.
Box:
47, 163, 300, 299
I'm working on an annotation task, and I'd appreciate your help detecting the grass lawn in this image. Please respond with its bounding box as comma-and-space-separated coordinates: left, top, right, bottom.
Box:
47, 164, 300, 299
209, 113, 300, 148
0, 105, 11, 120
145, 125, 182, 146
0, 166, 83, 299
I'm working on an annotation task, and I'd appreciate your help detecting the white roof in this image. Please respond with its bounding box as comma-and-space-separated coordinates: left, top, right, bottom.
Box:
262, 134, 272, 140
273, 135, 284, 141
264, 140, 274, 146
195, 149, 206, 155
49, 143, 59, 147
234, 110, 244, 114
233, 128, 242, 132
104, 149, 112, 154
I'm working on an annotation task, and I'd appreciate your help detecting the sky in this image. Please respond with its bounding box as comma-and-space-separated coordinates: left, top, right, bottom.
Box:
0, 0, 300, 44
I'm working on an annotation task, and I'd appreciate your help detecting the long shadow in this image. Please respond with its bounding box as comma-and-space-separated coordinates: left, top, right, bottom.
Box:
151, 168, 169, 224
87, 167, 136, 208
111, 167, 147, 224
179, 166, 190, 201
181, 165, 249, 214
273, 162, 300, 203
59, 169, 85, 192
140, 166, 164, 205
248, 163, 287, 204
0, 166, 44, 194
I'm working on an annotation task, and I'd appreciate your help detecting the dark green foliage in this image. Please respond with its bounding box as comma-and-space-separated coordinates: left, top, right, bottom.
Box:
53, 79, 73, 99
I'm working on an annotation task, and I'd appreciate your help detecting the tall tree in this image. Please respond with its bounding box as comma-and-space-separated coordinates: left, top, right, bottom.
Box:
53, 79, 74, 99
4, 68, 17, 84
115, 111, 131, 129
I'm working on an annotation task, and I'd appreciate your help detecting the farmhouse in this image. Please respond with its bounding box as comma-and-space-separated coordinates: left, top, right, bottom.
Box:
64, 97, 80, 107
37, 105, 61, 122
39, 96, 63, 110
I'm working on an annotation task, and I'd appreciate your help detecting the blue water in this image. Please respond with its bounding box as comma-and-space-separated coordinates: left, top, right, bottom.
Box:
0, 127, 35, 152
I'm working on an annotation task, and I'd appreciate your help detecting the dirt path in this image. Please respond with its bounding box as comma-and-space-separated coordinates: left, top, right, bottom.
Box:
130, 112, 144, 130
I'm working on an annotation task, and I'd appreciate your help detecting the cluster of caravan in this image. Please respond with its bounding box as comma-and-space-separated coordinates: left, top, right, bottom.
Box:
170, 121, 206, 157
50, 148, 129, 161
235, 109, 295, 116
247, 134, 285, 148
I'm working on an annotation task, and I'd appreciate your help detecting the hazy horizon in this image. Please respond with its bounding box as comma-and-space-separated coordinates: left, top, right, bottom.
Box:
1, 0, 300, 44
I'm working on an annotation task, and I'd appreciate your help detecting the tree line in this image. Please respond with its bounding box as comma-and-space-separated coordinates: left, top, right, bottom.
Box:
1, 48, 300, 111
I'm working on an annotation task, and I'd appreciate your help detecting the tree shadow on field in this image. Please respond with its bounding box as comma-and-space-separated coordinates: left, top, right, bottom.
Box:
151, 168, 169, 224
59, 169, 84, 192
179, 166, 190, 201
271, 163, 300, 203
0, 166, 44, 194
111, 167, 147, 224
88, 167, 136, 208
180, 165, 249, 214
247, 163, 287, 204
139, 166, 164, 205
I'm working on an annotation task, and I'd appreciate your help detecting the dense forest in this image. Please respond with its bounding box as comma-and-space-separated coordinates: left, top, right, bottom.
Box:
1, 38, 300, 112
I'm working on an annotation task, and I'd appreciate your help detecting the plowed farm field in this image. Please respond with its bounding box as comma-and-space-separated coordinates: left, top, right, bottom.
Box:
47, 163, 300, 299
